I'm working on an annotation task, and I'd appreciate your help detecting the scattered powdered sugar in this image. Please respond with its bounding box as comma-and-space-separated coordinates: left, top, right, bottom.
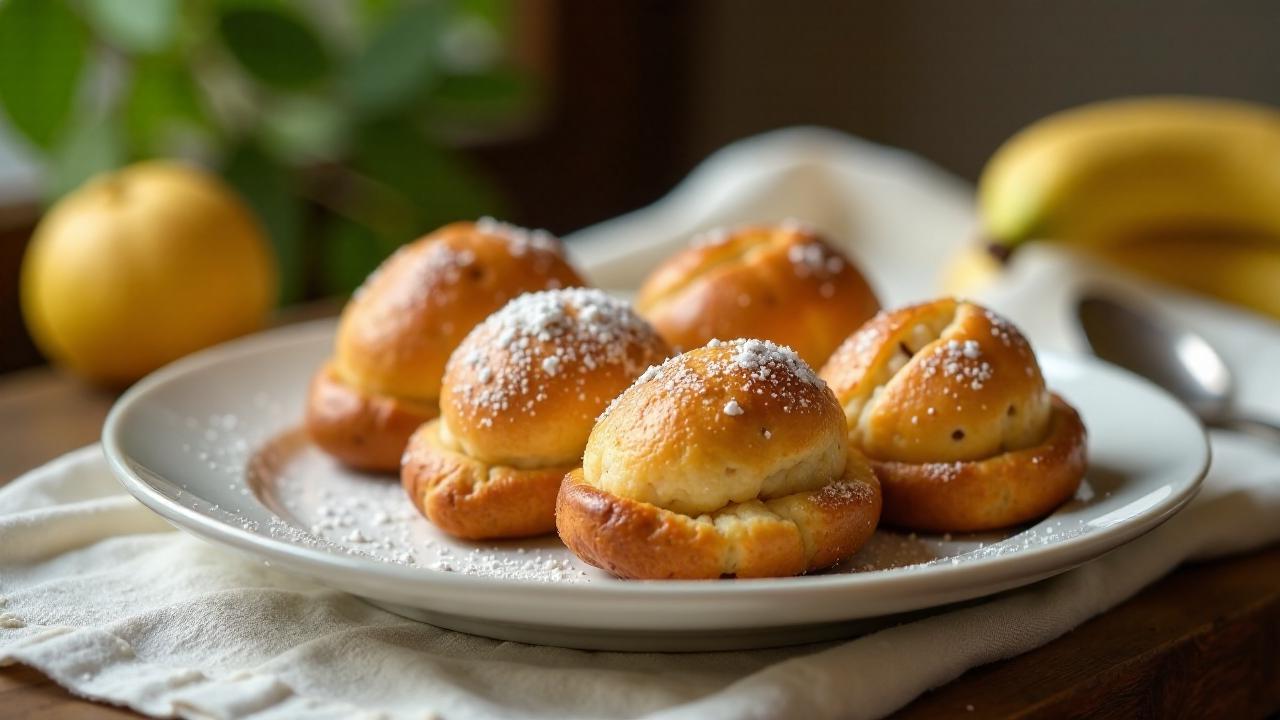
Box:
449, 288, 659, 422
541, 355, 560, 376
635, 364, 661, 385
786, 241, 845, 279
920, 461, 964, 483
252, 430, 596, 583
731, 338, 823, 387
850, 317, 888, 356
353, 217, 563, 304
475, 216, 561, 257
189, 421, 1106, 583
919, 338, 995, 391
689, 226, 731, 248
814, 480, 876, 509
985, 309, 1018, 346
601, 338, 825, 422
778, 217, 814, 234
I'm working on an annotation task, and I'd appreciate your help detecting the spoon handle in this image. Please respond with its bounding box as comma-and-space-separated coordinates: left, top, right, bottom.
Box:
1210, 414, 1280, 444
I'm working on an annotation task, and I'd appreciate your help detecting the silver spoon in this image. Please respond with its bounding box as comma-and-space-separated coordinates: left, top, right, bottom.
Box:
1077, 292, 1280, 443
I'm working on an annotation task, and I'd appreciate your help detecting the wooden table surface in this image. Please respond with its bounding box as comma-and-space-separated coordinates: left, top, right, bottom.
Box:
1, 362, 1278, 719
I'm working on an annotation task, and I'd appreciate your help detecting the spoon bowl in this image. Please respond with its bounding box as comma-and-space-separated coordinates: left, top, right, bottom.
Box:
1077, 292, 1280, 442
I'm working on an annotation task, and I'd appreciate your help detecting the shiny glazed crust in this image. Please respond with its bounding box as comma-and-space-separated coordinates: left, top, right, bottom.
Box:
635, 224, 880, 366
308, 220, 584, 471
819, 297, 1050, 463
441, 289, 671, 468
305, 363, 438, 473
872, 395, 1087, 532
402, 420, 573, 539
556, 457, 882, 579
334, 221, 585, 402
818, 297, 1088, 531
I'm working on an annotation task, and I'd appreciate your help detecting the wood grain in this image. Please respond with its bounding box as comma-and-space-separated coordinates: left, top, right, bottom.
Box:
892, 548, 1280, 719
0, 349, 1277, 719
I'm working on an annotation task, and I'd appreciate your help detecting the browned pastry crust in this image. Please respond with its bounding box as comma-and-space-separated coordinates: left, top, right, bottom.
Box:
402, 419, 572, 539
305, 362, 438, 472
819, 297, 1088, 532
556, 458, 881, 580
635, 223, 880, 367
306, 219, 584, 471
557, 338, 882, 579
871, 395, 1087, 532
403, 288, 671, 539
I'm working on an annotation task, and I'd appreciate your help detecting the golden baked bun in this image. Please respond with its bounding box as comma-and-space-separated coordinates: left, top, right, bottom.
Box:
402, 288, 670, 539
635, 222, 880, 367
819, 298, 1087, 532
306, 219, 585, 471
558, 338, 882, 579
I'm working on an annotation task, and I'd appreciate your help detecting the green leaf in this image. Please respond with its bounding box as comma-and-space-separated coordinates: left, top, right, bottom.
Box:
457, 0, 512, 35
352, 117, 501, 235
355, 0, 399, 30
218, 7, 331, 90
429, 68, 531, 121
46, 119, 122, 200
0, 0, 88, 151
124, 58, 208, 155
343, 1, 444, 115
260, 94, 346, 163
84, 0, 178, 53
320, 215, 399, 295
222, 143, 305, 304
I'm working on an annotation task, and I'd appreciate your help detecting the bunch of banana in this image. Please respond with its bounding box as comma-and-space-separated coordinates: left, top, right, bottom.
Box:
947, 96, 1280, 321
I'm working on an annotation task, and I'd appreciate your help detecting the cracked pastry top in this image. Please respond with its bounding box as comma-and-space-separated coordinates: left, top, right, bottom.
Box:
819, 298, 1087, 532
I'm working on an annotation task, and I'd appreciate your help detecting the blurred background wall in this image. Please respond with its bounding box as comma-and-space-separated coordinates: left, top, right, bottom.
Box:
686, 0, 1280, 181
2, 0, 1278, 374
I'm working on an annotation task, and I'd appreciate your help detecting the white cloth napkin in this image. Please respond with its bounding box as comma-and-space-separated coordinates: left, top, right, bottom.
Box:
3, 128, 1280, 720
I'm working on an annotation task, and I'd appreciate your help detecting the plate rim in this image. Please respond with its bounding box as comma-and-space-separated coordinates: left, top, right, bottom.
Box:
102, 320, 1211, 605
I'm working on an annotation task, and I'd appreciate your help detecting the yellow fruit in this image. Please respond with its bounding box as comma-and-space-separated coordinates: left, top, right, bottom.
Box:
979, 97, 1280, 250
938, 237, 1280, 322
940, 243, 1003, 296
1086, 238, 1280, 321
21, 161, 277, 385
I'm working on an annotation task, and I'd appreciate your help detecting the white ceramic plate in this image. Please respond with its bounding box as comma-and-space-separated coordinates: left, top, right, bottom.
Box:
103, 319, 1209, 651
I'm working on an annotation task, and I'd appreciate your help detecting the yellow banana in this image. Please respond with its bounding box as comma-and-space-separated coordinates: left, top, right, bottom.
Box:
940, 238, 1280, 321
1087, 238, 1280, 320
940, 243, 1002, 296
978, 96, 1280, 250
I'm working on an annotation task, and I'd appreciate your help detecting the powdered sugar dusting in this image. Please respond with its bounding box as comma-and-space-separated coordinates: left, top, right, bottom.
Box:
475, 216, 561, 257
689, 226, 731, 248
352, 239, 481, 304
251, 430, 596, 583
252, 430, 1097, 581
814, 479, 875, 509
449, 288, 661, 423
919, 338, 995, 391
985, 309, 1018, 347
778, 217, 814, 233
352, 218, 565, 304
731, 338, 822, 387
187, 416, 1107, 585
786, 241, 845, 279
602, 338, 826, 422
